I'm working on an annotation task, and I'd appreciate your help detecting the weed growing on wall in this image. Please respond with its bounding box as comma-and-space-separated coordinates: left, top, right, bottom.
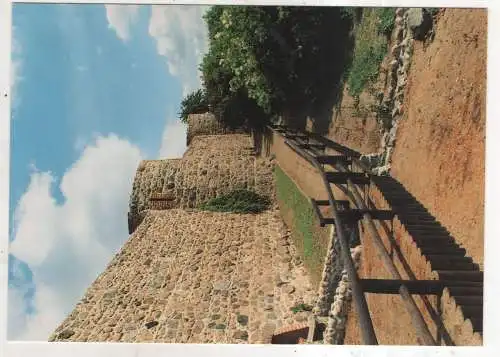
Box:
290, 303, 314, 314
199, 189, 271, 214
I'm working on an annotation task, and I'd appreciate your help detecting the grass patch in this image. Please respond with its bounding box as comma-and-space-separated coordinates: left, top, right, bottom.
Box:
376, 7, 396, 35
274, 165, 330, 288
199, 189, 271, 214
346, 8, 394, 97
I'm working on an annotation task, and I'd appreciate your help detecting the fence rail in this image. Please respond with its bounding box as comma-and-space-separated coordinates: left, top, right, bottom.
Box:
268, 124, 483, 345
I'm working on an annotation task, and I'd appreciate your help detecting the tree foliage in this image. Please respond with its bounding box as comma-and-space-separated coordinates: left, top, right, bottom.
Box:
185, 6, 354, 130
178, 89, 209, 123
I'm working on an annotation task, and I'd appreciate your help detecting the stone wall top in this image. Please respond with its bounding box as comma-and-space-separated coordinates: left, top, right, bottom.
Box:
187, 113, 226, 145
128, 134, 275, 234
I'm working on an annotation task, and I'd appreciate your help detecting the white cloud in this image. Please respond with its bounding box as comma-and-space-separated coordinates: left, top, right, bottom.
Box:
158, 119, 187, 159
104, 4, 140, 42
148, 5, 209, 96
76, 65, 88, 72
7, 287, 28, 339
8, 134, 143, 340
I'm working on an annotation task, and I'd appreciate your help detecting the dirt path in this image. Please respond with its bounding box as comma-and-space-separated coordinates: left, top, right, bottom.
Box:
390, 8, 486, 269
321, 8, 486, 346
319, 88, 382, 155
322, 8, 486, 269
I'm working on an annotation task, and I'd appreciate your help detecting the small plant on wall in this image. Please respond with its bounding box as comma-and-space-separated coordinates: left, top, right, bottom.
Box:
199, 189, 271, 214
290, 303, 314, 314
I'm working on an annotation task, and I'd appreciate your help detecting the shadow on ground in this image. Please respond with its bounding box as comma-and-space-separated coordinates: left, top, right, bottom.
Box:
370, 175, 483, 344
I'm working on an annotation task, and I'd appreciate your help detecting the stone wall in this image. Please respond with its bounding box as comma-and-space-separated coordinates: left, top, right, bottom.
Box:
50, 113, 314, 343
186, 112, 245, 145
49, 209, 316, 343
322, 245, 362, 344
129, 134, 275, 233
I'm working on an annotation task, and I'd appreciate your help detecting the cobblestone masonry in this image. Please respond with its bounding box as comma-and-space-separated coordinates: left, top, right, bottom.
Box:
186, 112, 246, 145
360, 8, 418, 175
322, 245, 362, 344
129, 133, 275, 233
49, 209, 316, 343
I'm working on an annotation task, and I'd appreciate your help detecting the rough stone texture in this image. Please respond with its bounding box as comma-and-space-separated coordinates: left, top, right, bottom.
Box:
129, 133, 275, 233
407, 8, 433, 40
49, 209, 316, 343
313, 225, 337, 316
186, 112, 245, 145
369, 8, 416, 174
322, 246, 362, 344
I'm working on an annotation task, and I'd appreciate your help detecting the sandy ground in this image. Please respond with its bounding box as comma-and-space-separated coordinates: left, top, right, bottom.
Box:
390, 8, 486, 269
264, 8, 486, 346
324, 88, 382, 155
324, 7, 486, 272
338, 8, 486, 345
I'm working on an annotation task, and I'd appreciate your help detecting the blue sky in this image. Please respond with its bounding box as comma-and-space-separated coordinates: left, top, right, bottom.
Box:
8, 3, 209, 340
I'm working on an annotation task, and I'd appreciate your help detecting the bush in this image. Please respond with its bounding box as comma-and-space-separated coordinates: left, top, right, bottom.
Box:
347, 42, 386, 97
178, 89, 209, 123
199, 189, 271, 214
347, 8, 391, 97
200, 6, 354, 128
376, 8, 396, 35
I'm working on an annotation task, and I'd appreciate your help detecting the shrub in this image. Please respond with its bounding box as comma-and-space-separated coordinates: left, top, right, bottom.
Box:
376, 8, 396, 35
347, 41, 386, 97
347, 8, 391, 97
199, 189, 271, 214
178, 89, 209, 123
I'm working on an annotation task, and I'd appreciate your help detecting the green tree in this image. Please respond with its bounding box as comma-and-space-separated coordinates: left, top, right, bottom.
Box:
198, 6, 354, 130
178, 89, 209, 123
